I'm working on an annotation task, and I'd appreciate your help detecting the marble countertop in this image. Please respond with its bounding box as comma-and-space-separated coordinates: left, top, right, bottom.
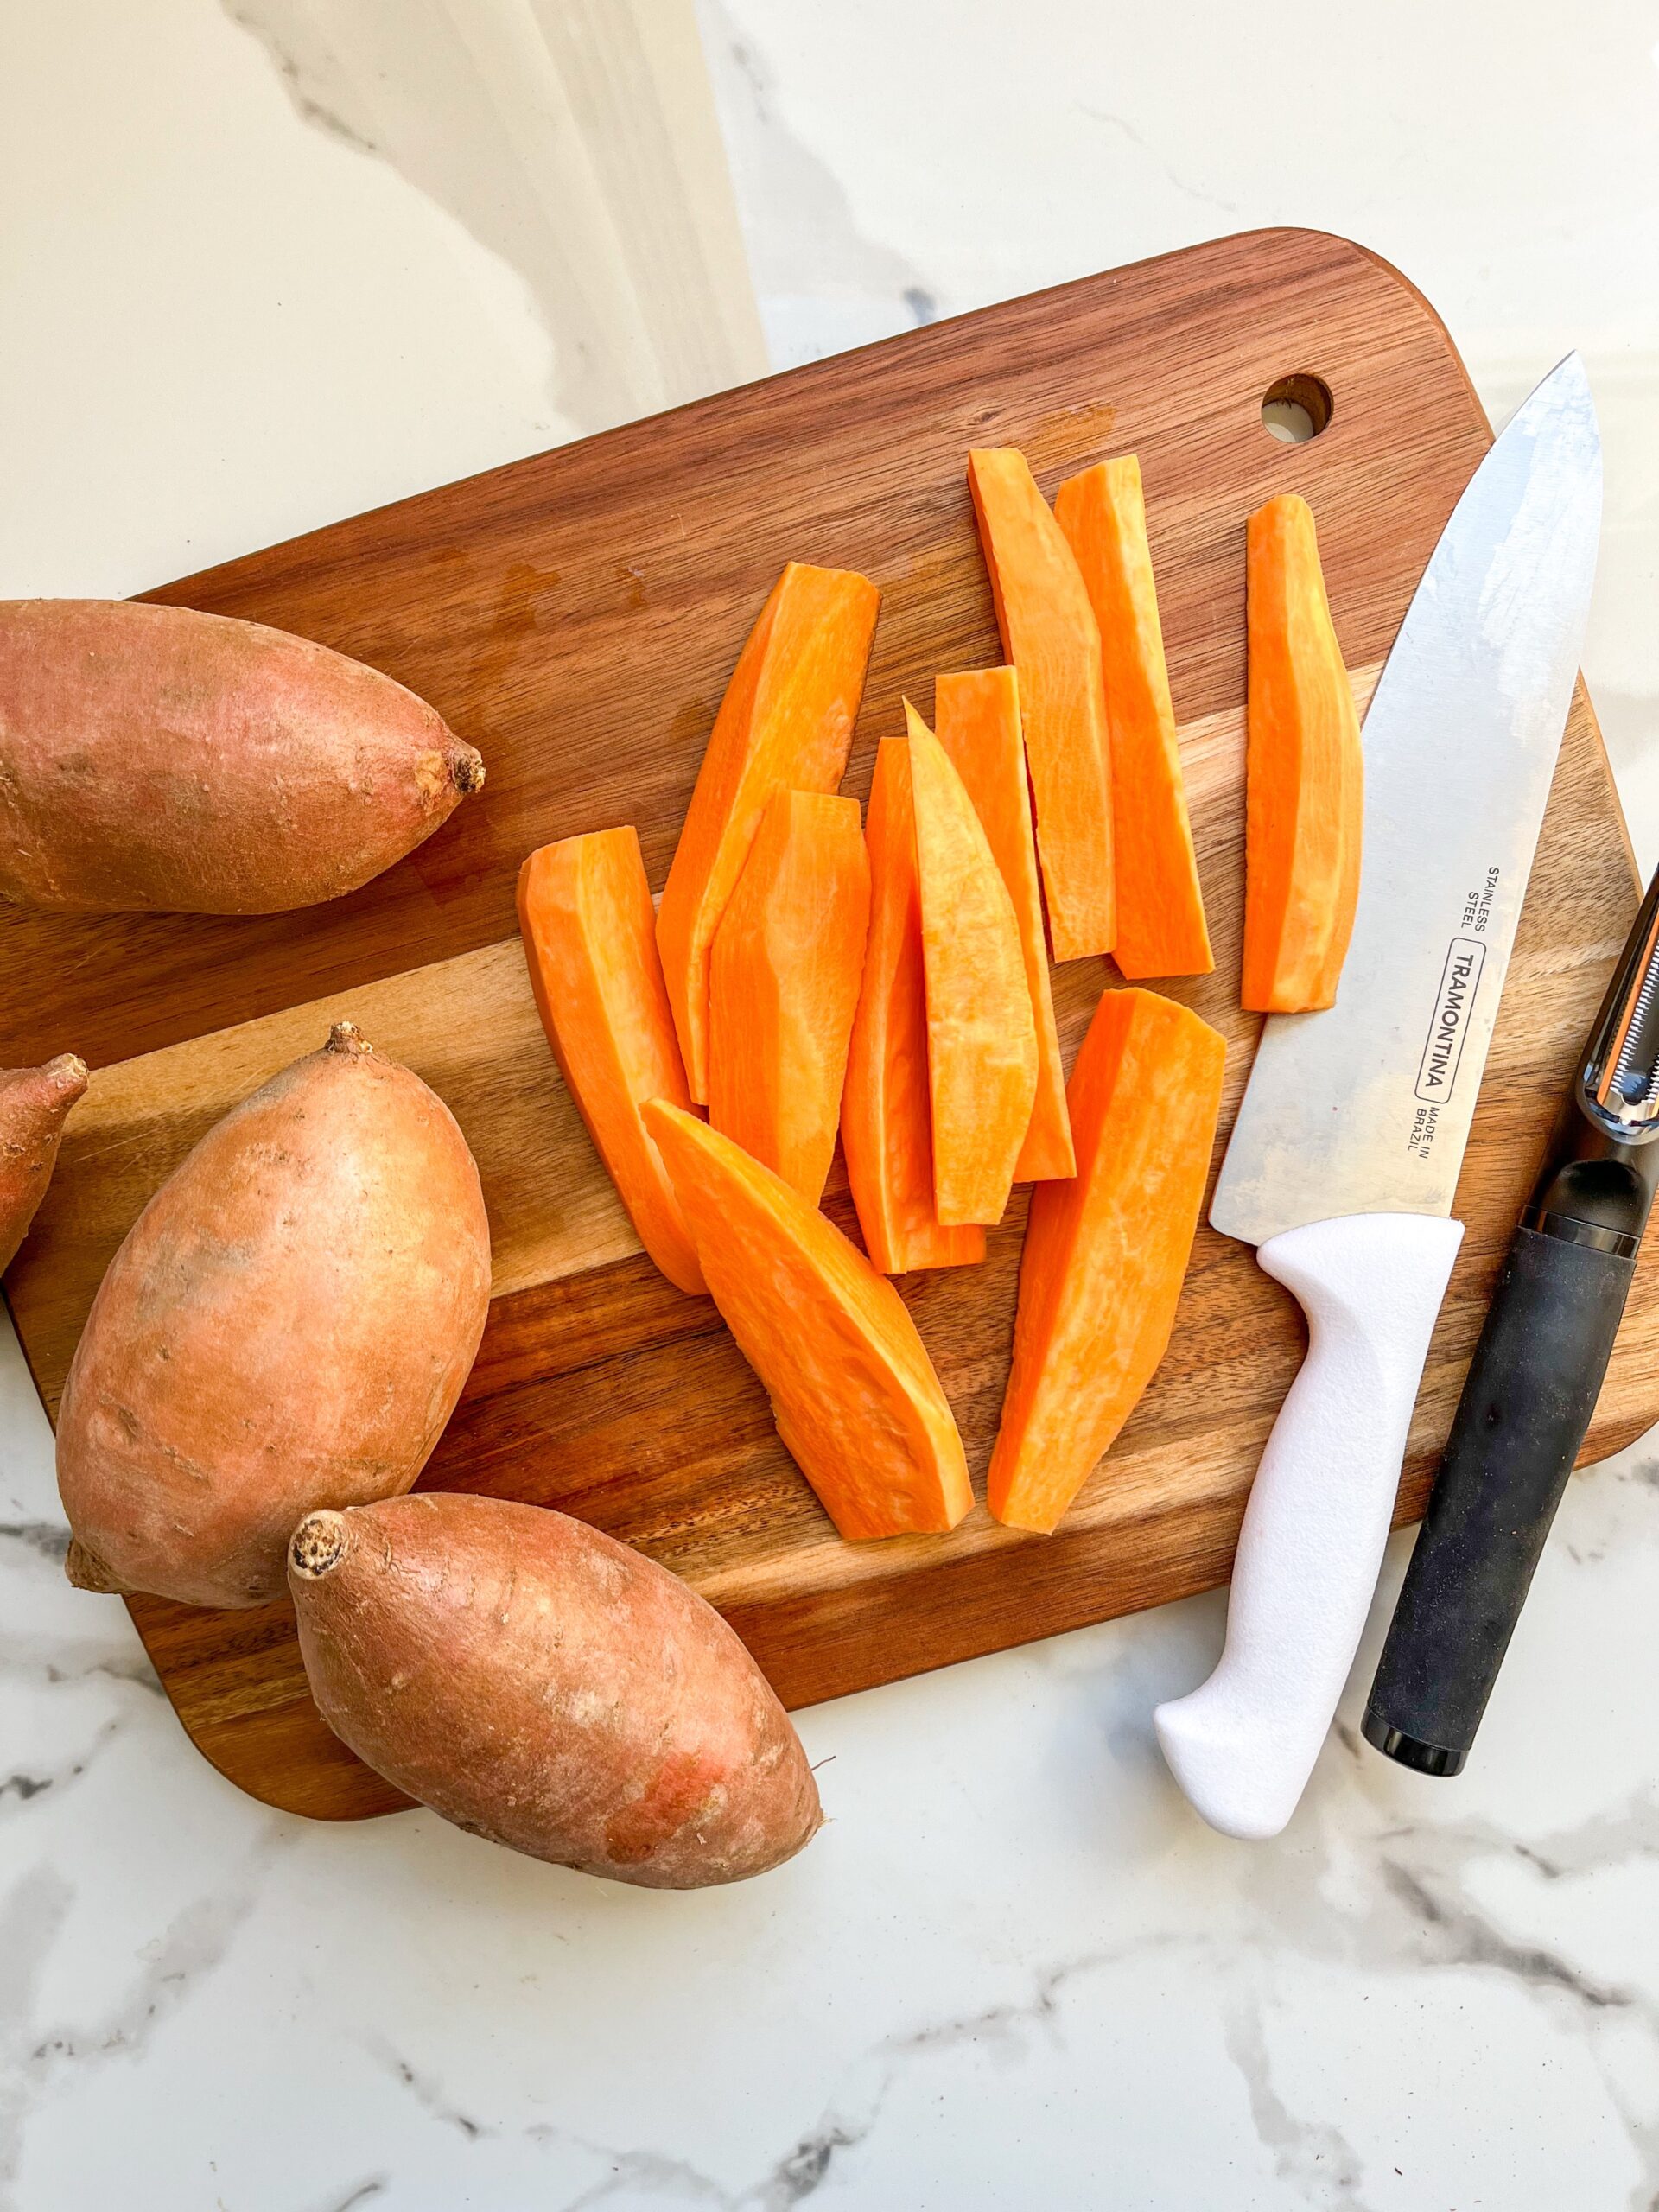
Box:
4, 4, 1659, 2206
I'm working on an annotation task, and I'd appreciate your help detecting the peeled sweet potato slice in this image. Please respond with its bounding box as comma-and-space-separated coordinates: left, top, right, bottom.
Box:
518, 829, 706, 1296
1242, 493, 1363, 1013
841, 739, 986, 1275
709, 791, 871, 1206
644, 1100, 972, 1540
658, 562, 880, 1100
934, 669, 1074, 1183
988, 988, 1225, 1534
1054, 457, 1213, 980
907, 702, 1038, 1228
968, 448, 1115, 960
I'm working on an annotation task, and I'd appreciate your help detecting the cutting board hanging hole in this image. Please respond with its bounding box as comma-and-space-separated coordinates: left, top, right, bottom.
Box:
1262, 373, 1332, 444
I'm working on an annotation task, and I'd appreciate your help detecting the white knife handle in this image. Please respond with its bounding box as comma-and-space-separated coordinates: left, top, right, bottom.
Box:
1154, 1211, 1465, 1840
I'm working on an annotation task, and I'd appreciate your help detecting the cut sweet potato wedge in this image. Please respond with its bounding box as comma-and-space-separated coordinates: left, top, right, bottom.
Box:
1243, 493, 1363, 1013
709, 790, 871, 1206
518, 830, 707, 1297
644, 1101, 972, 1540
988, 987, 1224, 1534
1054, 457, 1213, 980
841, 738, 987, 1275
968, 448, 1115, 961
658, 562, 880, 1100
907, 702, 1038, 1228
934, 668, 1074, 1184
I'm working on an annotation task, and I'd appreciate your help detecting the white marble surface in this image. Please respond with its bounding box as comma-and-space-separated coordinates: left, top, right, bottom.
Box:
6, 3, 1659, 2206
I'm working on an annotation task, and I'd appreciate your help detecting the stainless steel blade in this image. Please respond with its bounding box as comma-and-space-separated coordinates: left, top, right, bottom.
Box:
1212, 353, 1602, 1246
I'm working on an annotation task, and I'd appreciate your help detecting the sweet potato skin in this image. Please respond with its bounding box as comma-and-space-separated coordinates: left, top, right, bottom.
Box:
289, 1494, 823, 1887
56, 1024, 491, 1607
0, 1053, 86, 1273
0, 600, 484, 912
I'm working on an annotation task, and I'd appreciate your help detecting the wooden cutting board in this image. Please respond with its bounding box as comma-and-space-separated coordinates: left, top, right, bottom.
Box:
5, 227, 1655, 1823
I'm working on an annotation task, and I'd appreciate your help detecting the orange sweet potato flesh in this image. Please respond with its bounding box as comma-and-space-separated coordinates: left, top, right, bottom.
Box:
840, 738, 986, 1275
518, 829, 706, 1297
907, 702, 1038, 1228
644, 1101, 972, 1540
658, 562, 880, 1101
1242, 493, 1364, 1013
968, 449, 1115, 961
709, 791, 871, 1206
934, 669, 1074, 1183
988, 987, 1225, 1535
1054, 458, 1213, 980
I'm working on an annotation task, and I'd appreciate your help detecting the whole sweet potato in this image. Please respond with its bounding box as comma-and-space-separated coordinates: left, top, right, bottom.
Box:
289, 1493, 823, 1887
57, 1023, 490, 1607
0, 599, 483, 912
0, 1053, 86, 1272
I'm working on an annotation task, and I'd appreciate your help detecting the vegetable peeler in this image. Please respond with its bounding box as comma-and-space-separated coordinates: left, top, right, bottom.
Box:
1364, 861, 1659, 1775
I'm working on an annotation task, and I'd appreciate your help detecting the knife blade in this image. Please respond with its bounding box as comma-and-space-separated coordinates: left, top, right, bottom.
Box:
1154, 353, 1602, 1840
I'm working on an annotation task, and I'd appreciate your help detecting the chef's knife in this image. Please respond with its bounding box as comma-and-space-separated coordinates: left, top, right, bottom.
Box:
1363, 861, 1659, 1774
1154, 353, 1602, 1840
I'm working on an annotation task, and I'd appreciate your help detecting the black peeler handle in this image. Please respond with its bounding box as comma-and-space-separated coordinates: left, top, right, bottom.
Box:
1364, 864, 1659, 1777
1362, 1222, 1635, 1773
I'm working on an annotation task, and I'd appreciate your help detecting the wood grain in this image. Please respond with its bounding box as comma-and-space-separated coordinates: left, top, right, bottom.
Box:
3, 228, 1653, 1821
